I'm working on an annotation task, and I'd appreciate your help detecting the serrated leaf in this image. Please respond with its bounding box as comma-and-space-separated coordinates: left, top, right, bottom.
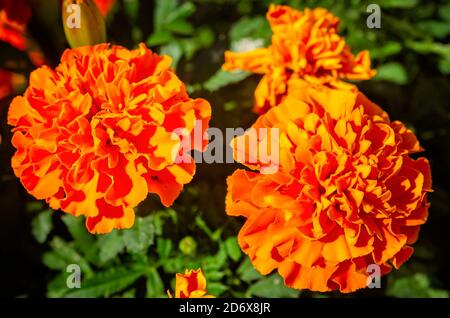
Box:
61, 215, 98, 262
203, 70, 250, 92
229, 16, 271, 44
247, 274, 300, 298
49, 237, 93, 277
387, 273, 449, 298
237, 258, 262, 283
225, 237, 241, 262
97, 230, 124, 264
123, 215, 155, 254
31, 210, 53, 243
146, 267, 165, 297
64, 266, 144, 298
374, 62, 408, 85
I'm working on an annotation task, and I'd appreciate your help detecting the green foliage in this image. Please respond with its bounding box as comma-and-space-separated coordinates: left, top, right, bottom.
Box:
64, 266, 144, 298
31, 210, 53, 243
37, 207, 302, 298
148, 0, 214, 69
387, 273, 449, 298
247, 274, 301, 298
374, 62, 409, 85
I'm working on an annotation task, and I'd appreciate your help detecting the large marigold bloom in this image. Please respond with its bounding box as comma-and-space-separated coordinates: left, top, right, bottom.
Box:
223, 5, 375, 114
226, 84, 431, 293
168, 269, 215, 298
8, 43, 211, 234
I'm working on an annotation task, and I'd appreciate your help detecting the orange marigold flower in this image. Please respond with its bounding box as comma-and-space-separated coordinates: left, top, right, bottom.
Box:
226, 84, 431, 293
168, 269, 215, 298
8, 43, 211, 234
223, 5, 376, 114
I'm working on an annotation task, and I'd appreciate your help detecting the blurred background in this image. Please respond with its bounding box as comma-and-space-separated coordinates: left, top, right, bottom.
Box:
0, 0, 449, 298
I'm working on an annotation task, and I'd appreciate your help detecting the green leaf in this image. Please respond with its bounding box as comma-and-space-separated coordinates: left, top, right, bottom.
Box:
207, 282, 228, 296
47, 273, 70, 298
203, 243, 228, 271
195, 215, 214, 238
61, 215, 97, 262
203, 70, 250, 92
406, 41, 450, 57
146, 267, 165, 297
196, 27, 214, 48
26, 201, 44, 213
147, 31, 174, 47
379, 0, 418, 9
123, 0, 139, 21
374, 62, 408, 85
31, 210, 53, 243
122, 215, 155, 254
369, 42, 402, 59
205, 270, 225, 281
237, 258, 262, 283
42, 252, 68, 270
225, 237, 242, 262
387, 273, 449, 298
166, 2, 196, 23
49, 237, 93, 277
438, 3, 450, 22
438, 57, 450, 75
229, 16, 271, 44
154, 0, 177, 31
97, 230, 124, 264
247, 274, 300, 298
65, 266, 144, 298
418, 21, 450, 39
157, 238, 172, 259
165, 20, 194, 35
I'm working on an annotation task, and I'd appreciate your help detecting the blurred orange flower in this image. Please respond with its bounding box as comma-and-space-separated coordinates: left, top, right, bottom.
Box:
0, 1, 45, 66
168, 269, 215, 298
94, 0, 116, 17
223, 5, 375, 114
0, 0, 31, 26
226, 84, 431, 293
0, 10, 27, 50
8, 43, 211, 234
0, 69, 25, 100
